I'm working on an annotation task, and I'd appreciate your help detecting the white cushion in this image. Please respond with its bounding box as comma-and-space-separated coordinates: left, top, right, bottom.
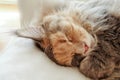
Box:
0, 37, 89, 80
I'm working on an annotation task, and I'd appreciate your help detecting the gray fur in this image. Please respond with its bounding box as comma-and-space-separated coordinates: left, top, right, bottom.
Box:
79, 14, 120, 80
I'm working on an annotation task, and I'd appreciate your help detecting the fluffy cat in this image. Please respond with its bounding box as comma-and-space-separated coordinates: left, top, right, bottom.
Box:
15, 0, 120, 79
16, 0, 96, 66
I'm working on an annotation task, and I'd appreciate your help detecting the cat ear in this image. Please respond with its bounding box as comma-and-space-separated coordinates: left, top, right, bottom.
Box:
15, 27, 47, 41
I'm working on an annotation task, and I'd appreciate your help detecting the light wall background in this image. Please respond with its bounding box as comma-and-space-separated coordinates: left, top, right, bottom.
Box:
0, 0, 17, 4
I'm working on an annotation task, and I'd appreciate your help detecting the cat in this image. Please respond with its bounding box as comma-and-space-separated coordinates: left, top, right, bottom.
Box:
79, 15, 120, 80
15, 0, 120, 79
15, 0, 96, 66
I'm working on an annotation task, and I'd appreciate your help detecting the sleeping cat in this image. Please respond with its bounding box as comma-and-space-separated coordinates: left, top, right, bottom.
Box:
14, 0, 120, 79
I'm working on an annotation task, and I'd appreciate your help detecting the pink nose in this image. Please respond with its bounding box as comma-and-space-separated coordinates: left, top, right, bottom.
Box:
84, 43, 89, 54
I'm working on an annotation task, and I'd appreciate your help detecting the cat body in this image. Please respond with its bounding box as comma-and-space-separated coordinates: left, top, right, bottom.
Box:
16, 0, 120, 79
80, 15, 120, 79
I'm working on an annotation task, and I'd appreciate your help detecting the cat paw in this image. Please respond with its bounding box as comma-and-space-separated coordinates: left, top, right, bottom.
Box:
79, 56, 115, 79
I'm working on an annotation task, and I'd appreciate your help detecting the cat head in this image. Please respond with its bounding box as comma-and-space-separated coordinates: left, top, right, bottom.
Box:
16, 13, 96, 66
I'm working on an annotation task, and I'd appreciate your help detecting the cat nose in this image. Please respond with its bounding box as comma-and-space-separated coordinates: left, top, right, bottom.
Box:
84, 43, 89, 53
